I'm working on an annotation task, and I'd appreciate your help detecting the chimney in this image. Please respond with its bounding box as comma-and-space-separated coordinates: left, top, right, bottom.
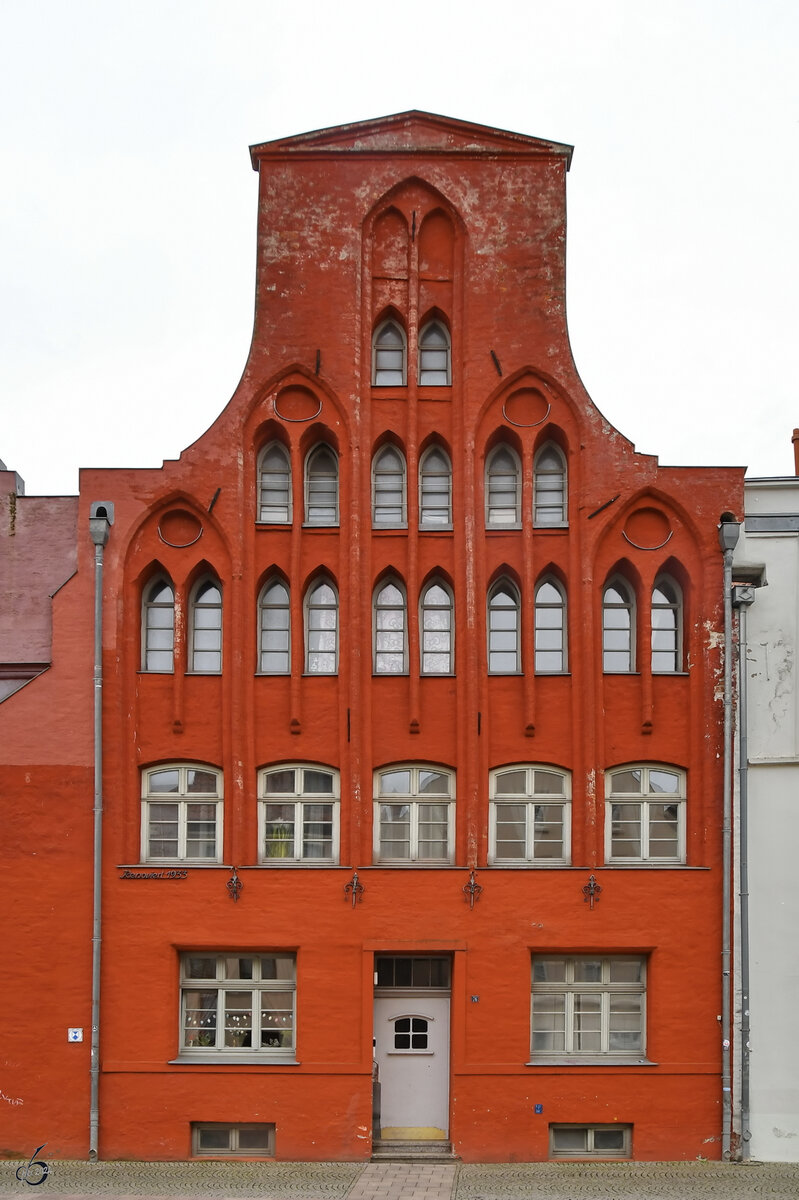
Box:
793, 429, 799, 476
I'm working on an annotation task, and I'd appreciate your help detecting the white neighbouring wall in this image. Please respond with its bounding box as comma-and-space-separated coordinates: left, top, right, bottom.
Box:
735, 478, 799, 1161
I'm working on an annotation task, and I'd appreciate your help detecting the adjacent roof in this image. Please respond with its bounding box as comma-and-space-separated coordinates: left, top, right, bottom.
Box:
250, 109, 573, 169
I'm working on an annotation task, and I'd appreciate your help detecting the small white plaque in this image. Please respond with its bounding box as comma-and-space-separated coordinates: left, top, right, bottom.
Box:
68, 1028, 83, 1042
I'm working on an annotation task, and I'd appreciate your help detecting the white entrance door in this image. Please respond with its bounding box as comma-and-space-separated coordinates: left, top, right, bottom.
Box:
373, 995, 450, 1140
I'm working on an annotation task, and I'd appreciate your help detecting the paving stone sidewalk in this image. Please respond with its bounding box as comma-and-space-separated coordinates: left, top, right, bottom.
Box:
2, 1159, 799, 1200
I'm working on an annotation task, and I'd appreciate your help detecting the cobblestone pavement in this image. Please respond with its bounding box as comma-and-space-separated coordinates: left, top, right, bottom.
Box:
1, 1159, 799, 1200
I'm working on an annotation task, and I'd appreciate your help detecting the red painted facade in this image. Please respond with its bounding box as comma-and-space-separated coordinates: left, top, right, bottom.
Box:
1, 113, 744, 1163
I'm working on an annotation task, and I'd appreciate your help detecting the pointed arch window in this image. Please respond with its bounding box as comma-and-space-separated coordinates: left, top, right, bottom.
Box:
372, 446, 407, 528
190, 578, 223, 673
258, 579, 290, 674
420, 581, 454, 675
485, 445, 521, 527
304, 445, 339, 526
488, 580, 521, 673
374, 579, 407, 674
534, 443, 567, 527
305, 579, 338, 674
143, 576, 175, 672
418, 320, 451, 386
257, 442, 291, 524
651, 577, 682, 673
603, 579, 635, 673
535, 579, 567, 673
419, 446, 452, 529
372, 320, 407, 386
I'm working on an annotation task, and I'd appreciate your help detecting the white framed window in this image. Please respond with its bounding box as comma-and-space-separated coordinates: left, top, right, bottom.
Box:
374, 579, 407, 674
531, 956, 646, 1059
257, 442, 291, 524
304, 579, 338, 674
535, 579, 567, 673
192, 1122, 275, 1157
485, 444, 521, 527
258, 579, 290, 674
420, 580, 454, 675
373, 319, 407, 386
179, 953, 295, 1059
189, 578, 223, 673
418, 320, 451, 386
141, 765, 222, 863
534, 443, 567, 526
487, 579, 520, 673
258, 764, 339, 863
419, 446, 452, 529
549, 1124, 632, 1160
651, 576, 682, 673
605, 765, 685, 863
603, 578, 635, 672
374, 765, 454, 864
489, 766, 570, 864
142, 576, 174, 672
372, 445, 407, 528
304, 445, 339, 526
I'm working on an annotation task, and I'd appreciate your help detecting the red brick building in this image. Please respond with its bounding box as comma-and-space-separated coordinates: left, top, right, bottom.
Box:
1, 112, 744, 1163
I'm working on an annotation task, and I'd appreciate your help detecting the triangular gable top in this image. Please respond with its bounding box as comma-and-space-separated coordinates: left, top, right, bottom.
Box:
250, 110, 573, 169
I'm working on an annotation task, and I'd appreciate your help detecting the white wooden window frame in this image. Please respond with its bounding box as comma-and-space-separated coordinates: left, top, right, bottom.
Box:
373, 765, 455, 865
372, 445, 408, 528
258, 764, 340, 864
485, 444, 521, 528
372, 319, 407, 386
533, 442, 568, 527
488, 766, 571, 865
487, 579, 521, 673
304, 444, 339, 526
420, 579, 454, 675
602, 577, 636, 673
531, 955, 646, 1060
142, 576, 175, 672
258, 578, 291, 675
417, 319, 451, 386
304, 578, 339, 674
189, 577, 223, 674
651, 576, 683, 673
373, 578, 408, 675
605, 765, 686, 864
257, 441, 292, 524
179, 952, 296, 1061
141, 764, 223, 864
418, 445, 452, 529
534, 578, 567, 673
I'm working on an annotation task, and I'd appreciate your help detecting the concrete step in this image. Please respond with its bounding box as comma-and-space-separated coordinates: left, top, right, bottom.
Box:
371, 1139, 457, 1162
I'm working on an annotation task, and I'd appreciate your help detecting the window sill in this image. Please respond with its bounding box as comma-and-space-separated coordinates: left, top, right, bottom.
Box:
528, 1057, 657, 1067
486, 525, 522, 532
419, 525, 453, 533
170, 1055, 299, 1066
257, 860, 339, 868
488, 860, 571, 868
302, 523, 339, 530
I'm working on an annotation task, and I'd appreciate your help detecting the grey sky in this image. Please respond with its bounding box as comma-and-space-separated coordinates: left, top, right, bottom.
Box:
1, 0, 797, 496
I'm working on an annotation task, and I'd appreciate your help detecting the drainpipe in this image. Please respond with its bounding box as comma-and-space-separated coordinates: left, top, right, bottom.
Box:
88, 503, 113, 1161
718, 516, 739, 1160
733, 583, 756, 1158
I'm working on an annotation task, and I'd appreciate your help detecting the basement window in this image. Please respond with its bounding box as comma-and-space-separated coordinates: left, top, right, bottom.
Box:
192, 1122, 275, 1157
549, 1123, 631, 1159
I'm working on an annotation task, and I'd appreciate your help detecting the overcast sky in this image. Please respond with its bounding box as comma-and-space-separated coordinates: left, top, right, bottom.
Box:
1, 0, 797, 496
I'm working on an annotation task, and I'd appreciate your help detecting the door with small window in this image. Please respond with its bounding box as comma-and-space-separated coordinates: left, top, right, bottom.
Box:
373, 955, 450, 1141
